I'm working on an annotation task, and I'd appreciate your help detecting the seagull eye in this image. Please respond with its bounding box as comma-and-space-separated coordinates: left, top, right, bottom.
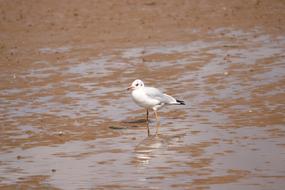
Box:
135, 83, 139, 86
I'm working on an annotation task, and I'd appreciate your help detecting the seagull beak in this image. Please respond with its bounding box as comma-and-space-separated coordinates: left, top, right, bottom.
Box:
127, 85, 133, 91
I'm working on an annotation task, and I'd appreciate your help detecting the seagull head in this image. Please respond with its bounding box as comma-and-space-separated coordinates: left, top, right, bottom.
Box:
127, 79, 144, 91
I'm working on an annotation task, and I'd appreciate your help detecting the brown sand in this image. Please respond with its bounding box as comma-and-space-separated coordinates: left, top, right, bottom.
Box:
0, 1, 285, 189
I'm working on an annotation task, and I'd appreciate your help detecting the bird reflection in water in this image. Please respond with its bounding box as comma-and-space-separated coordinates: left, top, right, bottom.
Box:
132, 132, 185, 167
133, 135, 166, 167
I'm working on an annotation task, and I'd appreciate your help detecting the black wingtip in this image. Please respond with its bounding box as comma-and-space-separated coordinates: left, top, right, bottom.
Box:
176, 99, 185, 105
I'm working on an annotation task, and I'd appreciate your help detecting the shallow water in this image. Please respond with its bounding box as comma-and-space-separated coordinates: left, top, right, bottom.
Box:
0, 28, 285, 189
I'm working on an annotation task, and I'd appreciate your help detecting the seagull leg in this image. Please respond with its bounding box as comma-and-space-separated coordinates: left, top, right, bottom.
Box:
154, 110, 160, 123
154, 110, 160, 135
146, 122, 150, 136
146, 109, 149, 122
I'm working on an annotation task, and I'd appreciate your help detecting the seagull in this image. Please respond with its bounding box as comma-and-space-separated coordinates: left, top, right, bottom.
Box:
127, 79, 185, 134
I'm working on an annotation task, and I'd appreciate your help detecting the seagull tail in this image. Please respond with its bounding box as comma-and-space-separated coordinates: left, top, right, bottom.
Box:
163, 93, 185, 105
175, 99, 185, 105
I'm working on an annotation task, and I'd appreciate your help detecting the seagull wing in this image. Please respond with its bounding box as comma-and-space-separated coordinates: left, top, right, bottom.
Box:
144, 87, 177, 104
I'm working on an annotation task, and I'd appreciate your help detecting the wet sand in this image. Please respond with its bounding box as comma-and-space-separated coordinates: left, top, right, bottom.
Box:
1, 0, 285, 189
